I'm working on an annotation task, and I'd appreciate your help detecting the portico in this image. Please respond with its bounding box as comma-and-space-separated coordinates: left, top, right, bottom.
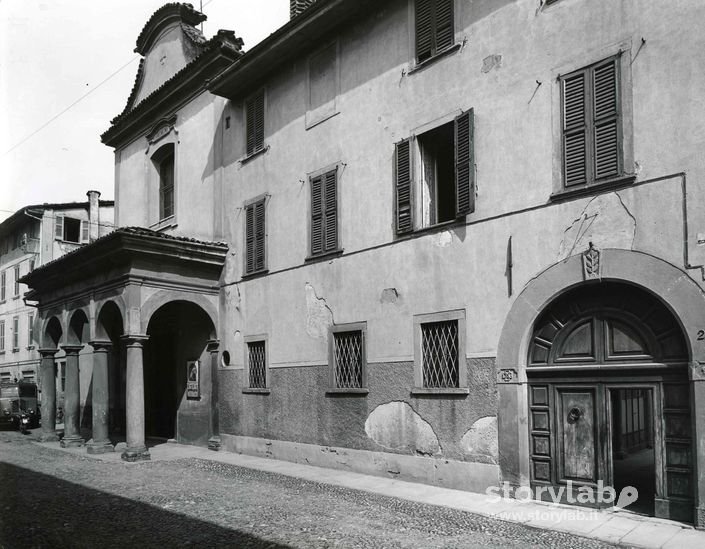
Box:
21, 227, 227, 461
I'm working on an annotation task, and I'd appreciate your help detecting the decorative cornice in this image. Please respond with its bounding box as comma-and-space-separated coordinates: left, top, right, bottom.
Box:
134, 3, 207, 56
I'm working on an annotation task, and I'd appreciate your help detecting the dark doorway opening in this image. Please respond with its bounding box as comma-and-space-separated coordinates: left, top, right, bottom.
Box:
610, 388, 655, 516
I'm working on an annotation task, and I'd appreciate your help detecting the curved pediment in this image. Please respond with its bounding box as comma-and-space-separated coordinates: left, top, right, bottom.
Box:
125, 3, 209, 113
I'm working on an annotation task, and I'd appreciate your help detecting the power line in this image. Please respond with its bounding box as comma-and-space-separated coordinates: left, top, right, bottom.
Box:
2, 0, 219, 158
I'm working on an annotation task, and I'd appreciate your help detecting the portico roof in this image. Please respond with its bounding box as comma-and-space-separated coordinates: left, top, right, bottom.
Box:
20, 227, 228, 302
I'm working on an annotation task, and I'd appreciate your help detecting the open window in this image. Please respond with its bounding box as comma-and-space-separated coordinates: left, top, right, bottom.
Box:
54, 216, 88, 244
395, 109, 474, 234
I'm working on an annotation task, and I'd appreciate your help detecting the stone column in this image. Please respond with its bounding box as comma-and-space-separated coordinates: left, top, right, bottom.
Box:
121, 335, 150, 462
87, 340, 114, 454
60, 345, 85, 448
38, 348, 59, 442
207, 339, 221, 451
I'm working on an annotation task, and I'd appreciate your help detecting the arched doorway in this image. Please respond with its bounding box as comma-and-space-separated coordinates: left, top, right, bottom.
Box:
95, 301, 125, 437
144, 301, 215, 445
527, 282, 692, 520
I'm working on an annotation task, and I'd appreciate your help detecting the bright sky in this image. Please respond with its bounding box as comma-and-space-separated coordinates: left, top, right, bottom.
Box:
0, 0, 289, 222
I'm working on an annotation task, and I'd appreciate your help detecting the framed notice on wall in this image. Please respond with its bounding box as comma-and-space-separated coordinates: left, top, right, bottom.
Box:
186, 360, 200, 400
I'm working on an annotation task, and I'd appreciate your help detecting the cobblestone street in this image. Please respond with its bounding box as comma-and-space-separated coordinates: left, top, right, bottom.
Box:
0, 431, 619, 549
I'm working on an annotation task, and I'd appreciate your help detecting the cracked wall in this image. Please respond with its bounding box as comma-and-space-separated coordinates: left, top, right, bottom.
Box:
365, 401, 441, 456
305, 282, 334, 338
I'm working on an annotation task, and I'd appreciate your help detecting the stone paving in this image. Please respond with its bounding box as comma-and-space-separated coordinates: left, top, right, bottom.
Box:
0, 429, 619, 549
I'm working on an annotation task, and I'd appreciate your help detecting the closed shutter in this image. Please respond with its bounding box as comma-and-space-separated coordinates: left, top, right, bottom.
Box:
455, 108, 475, 216
310, 169, 338, 255
415, 0, 454, 62
324, 169, 338, 252
563, 70, 588, 187
254, 200, 266, 272
55, 215, 64, 240
592, 59, 619, 180
245, 204, 255, 274
246, 91, 265, 156
415, 0, 433, 62
311, 175, 324, 255
394, 139, 413, 234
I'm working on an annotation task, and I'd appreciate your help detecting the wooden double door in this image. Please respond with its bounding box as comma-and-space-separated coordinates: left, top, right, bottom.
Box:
528, 378, 693, 521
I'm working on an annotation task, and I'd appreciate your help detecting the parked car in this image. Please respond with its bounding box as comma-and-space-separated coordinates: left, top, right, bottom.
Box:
0, 381, 40, 430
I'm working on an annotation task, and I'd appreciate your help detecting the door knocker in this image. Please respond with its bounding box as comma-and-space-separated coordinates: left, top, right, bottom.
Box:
567, 407, 582, 424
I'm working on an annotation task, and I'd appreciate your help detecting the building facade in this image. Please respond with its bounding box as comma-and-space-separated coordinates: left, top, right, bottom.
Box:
21, 0, 705, 526
0, 194, 114, 394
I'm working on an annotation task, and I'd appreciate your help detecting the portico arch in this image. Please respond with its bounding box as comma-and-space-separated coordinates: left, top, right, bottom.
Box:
140, 290, 218, 337
496, 248, 705, 526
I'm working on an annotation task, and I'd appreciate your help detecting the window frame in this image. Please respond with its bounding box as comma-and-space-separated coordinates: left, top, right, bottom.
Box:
0, 320, 5, 353
13, 264, 20, 297
242, 335, 270, 394
412, 309, 468, 394
242, 194, 268, 277
244, 88, 266, 159
54, 215, 88, 244
27, 313, 34, 349
0, 270, 5, 302
551, 44, 635, 200
327, 322, 368, 395
411, 0, 459, 69
12, 315, 19, 352
394, 109, 475, 236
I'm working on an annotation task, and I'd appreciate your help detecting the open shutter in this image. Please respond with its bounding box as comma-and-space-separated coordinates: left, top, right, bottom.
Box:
80, 220, 89, 243
415, 0, 433, 62
455, 109, 475, 216
245, 204, 255, 274
310, 175, 324, 255
435, 0, 454, 52
55, 216, 64, 240
562, 70, 588, 187
254, 200, 266, 272
592, 59, 619, 180
324, 169, 337, 252
394, 139, 413, 235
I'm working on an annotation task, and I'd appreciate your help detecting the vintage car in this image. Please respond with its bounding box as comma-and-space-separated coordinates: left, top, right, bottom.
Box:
0, 381, 40, 430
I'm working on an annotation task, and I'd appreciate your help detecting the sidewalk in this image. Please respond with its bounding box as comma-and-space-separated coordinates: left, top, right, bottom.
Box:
37, 438, 705, 549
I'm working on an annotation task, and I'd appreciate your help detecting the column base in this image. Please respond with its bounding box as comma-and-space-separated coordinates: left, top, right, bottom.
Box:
121, 446, 151, 462
60, 436, 85, 448
38, 431, 60, 443
208, 436, 221, 451
87, 440, 114, 454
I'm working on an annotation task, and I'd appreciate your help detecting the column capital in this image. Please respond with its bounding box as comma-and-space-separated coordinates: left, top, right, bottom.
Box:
61, 344, 84, 355
38, 348, 59, 358
206, 339, 220, 353
121, 334, 149, 348
89, 340, 113, 352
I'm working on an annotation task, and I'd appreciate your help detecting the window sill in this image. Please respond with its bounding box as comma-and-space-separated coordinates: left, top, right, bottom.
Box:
240, 145, 269, 165
325, 388, 369, 396
410, 387, 470, 396
396, 218, 465, 241
408, 43, 462, 76
550, 175, 636, 203
12, 348, 20, 354
12, 295, 20, 300
26, 345, 35, 351
149, 217, 177, 232
0, 351, 5, 355
241, 269, 269, 281
305, 249, 344, 264
242, 387, 270, 394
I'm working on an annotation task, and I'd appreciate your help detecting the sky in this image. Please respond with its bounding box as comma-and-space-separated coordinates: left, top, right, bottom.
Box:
0, 0, 289, 222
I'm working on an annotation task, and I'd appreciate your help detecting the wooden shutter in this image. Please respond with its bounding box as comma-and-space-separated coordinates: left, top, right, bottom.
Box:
245, 204, 255, 274
324, 169, 337, 252
562, 70, 588, 187
310, 169, 338, 255
254, 200, 266, 271
55, 216, 64, 240
246, 91, 265, 156
455, 109, 475, 216
394, 139, 413, 234
415, 0, 433, 62
310, 175, 324, 255
592, 59, 619, 180
435, 0, 454, 52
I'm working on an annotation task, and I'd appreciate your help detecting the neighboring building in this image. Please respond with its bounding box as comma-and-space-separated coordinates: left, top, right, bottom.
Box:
20, 0, 705, 526
0, 194, 114, 395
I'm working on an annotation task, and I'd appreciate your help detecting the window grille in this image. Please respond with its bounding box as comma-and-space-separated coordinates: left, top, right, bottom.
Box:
333, 330, 364, 389
421, 320, 459, 388
248, 341, 267, 389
